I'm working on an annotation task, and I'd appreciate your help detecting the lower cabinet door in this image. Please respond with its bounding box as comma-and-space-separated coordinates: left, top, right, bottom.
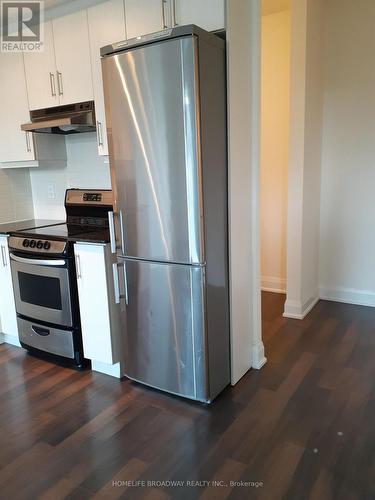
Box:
0, 236, 18, 339
74, 243, 121, 364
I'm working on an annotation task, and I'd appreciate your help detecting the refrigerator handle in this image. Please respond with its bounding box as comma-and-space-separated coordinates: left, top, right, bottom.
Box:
123, 261, 129, 306
108, 211, 116, 254
119, 209, 125, 255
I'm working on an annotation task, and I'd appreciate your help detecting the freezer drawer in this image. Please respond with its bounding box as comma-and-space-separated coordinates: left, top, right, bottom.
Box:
121, 259, 208, 401
102, 36, 204, 264
17, 317, 75, 359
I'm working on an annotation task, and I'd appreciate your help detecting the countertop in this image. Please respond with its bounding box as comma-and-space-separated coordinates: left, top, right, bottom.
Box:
0, 219, 64, 235
67, 229, 110, 244
10, 223, 110, 244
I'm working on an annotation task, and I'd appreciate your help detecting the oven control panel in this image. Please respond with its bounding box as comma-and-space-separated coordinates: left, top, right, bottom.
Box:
8, 237, 66, 255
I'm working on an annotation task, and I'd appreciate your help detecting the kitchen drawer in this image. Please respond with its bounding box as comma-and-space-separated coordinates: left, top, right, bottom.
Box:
17, 317, 75, 359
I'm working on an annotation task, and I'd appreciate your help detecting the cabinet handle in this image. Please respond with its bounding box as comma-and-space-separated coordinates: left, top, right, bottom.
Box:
172, 0, 178, 26
161, 0, 168, 29
25, 132, 31, 152
49, 72, 56, 96
75, 254, 82, 279
113, 262, 128, 305
1, 246, 7, 267
112, 262, 120, 304
96, 120, 104, 146
57, 71, 63, 96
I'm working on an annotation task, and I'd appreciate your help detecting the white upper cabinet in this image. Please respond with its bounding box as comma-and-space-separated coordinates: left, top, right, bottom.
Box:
24, 11, 94, 109
0, 52, 35, 164
24, 22, 59, 110
52, 10, 94, 105
125, 0, 171, 38
172, 0, 225, 31
88, 0, 126, 156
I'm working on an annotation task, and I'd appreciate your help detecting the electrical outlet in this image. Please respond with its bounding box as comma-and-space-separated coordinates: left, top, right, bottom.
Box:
48, 184, 55, 199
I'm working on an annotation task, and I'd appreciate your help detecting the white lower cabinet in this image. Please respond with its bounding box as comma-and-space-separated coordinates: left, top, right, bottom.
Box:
74, 243, 122, 368
0, 236, 18, 342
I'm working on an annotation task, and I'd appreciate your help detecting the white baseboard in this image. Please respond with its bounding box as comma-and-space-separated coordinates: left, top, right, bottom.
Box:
261, 276, 286, 294
283, 295, 320, 320
91, 360, 124, 378
319, 286, 375, 308
0, 333, 21, 347
252, 340, 267, 369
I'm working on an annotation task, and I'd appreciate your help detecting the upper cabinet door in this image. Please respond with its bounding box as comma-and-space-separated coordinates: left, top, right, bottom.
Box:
52, 10, 94, 105
0, 53, 35, 163
88, 0, 126, 156
24, 21, 59, 110
125, 0, 171, 38
173, 0, 225, 31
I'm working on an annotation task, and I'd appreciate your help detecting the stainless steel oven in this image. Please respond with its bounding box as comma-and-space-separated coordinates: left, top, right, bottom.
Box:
10, 252, 73, 327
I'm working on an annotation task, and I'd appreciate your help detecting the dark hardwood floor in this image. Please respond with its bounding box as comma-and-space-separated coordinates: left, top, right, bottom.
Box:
1, 293, 375, 499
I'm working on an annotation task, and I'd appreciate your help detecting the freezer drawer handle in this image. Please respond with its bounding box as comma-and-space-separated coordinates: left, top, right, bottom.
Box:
31, 325, 50, 336
112, 262, 128, 305
119, 210, 125, 254
123, 261, 129, 306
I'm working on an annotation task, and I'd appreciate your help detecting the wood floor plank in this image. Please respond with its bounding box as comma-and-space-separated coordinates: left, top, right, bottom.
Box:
0, 293, 374, 499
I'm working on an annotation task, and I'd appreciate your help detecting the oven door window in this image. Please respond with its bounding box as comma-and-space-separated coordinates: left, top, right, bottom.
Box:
11, 257, 73, 327
18, 272, 62, 310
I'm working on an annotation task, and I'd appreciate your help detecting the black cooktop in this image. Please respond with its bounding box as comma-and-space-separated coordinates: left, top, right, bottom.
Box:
14, 224, 110, 244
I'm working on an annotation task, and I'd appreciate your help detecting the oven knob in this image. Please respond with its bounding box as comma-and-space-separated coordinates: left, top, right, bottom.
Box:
36, 241, 43, 249
43, 241, 51, 250
22, 239, 30, 247
29, 240, 36, 248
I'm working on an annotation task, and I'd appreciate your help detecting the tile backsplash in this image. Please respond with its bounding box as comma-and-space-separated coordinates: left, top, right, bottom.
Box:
30, 133, 112, 219
0, 168, 34, 223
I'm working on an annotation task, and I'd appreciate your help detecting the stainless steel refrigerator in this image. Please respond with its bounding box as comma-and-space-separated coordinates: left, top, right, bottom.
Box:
101, 25, 229, 402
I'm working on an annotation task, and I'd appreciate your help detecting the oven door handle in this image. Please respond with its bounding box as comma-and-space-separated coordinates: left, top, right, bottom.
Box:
9, 254, 66, 267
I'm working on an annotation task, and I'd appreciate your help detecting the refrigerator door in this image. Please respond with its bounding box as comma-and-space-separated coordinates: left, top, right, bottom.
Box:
102, 36, 204, 265
120, 258, 208, 401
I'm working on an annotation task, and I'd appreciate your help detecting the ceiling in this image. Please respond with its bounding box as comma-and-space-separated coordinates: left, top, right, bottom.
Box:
262, 0, 291, 15
44, 0, 290, 19
44, 0, 72, 8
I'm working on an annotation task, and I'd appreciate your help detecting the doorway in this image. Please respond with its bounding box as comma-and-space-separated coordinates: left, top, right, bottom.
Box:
260, 1, 291, 311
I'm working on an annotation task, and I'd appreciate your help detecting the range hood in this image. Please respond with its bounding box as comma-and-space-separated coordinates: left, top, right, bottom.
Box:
21, 101, 96, 134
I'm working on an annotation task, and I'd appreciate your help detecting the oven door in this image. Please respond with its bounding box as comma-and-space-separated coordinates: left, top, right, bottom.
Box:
10, 253, 73, 327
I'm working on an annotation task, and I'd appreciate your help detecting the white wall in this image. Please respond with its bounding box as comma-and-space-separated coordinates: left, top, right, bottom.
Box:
227, 0, 266, 381
260, 10, 290, 293
319, 0, 375, 307
30, 134, 111, 219
284, 0, 324, 319
0, 169, 34, 223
